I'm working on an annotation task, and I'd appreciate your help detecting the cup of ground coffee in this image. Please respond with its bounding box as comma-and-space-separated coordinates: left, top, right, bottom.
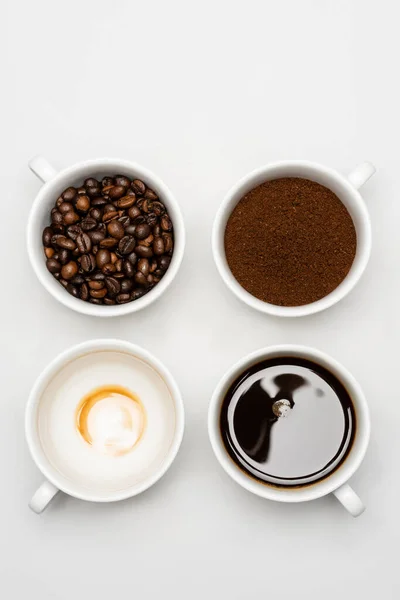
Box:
212, 161, 375, 316
27, 157, 185, 316
208, 345, 370, 517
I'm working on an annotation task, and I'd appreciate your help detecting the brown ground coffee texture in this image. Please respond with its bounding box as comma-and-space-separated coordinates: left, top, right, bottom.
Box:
224, 177, 357, 306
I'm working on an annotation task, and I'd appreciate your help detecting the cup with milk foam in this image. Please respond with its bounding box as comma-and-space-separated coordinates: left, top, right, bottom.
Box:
25, 339, 184, 512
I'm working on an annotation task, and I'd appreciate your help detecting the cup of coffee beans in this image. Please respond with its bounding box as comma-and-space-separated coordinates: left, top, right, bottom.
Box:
27, 157, 185, 316
212, 160, 375, 317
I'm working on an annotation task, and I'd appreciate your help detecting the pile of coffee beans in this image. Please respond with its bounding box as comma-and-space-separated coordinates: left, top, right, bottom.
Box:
42, 175, 174, 305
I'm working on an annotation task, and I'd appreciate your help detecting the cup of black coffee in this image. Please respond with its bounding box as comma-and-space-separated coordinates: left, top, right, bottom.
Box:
27, 157, 185, 316
208, 345, 370, 516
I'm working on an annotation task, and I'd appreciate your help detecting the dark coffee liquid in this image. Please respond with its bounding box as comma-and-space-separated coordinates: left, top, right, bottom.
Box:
220, 357, 356, 487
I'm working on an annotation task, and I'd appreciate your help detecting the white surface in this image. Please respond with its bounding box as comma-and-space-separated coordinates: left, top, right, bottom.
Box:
2, 0, 399, 598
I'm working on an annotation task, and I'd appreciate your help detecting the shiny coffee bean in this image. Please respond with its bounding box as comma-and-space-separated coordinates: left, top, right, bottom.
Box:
120, 279, 133, 293
58, 249, 70, 264
134, 272, 148, 286
144, 188, 158, 201
118, 215, 130, 227
61, 261, 78, 280
128, 206, 141, 220
162, 233, 173, 253
42, 227, 53, 246
152, 201, 165, 215
91, 196, 107, 206
153, 237, 165, 255
90, 287, 107, 299
57, 237, 76, 251
76, 233, 92, 253
104, 297, 116, 305
70, 275, 85, 285
66, 283, 79, 297
80, 283, 89, 300
127, 252, 137, 266
108, 185, 126, 200
118, 236, 136, 255
161, 216, 173, 231
100, 237, 117, 248
123, 260, 135, 278
135, 245, 153, 258
115, 175, 131, 188
105, 277, 120, 296
96, 249, 111, 269
107, 220, 125, 240
59, 202, 74, 214
102, 176, 114, 187
88, 280, 104, 290
63, 211, 80, 226
89, 229, 106, 244
102, 210, 118, 223
67, 224, 82, 240
81, 253, 96, 272
89, 207, 103, 221
159, 255, 171, 271
46, 258, 61, 273
116, 196, 135, 209
124, 225, 137, 236
75, 195, 90, 212
131, 179, 146, 195
89, 298, 103, 304
135, 223, 150, 240
146, 213, 158, 226
138, 258, 149, 276
62, 187, 77, 201
116, 293, 131, 304
51, 211, 63, 227
115, 259, 123, 272
81, 217, 98, 231
102, 263, 116, 275
44, 247, 55, 258
142, 234, 154, 247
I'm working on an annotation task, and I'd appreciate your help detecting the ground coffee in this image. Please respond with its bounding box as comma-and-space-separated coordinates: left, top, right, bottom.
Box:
224, 177, 357, 306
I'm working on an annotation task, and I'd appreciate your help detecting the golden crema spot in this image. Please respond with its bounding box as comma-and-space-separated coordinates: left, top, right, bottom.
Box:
75, 385, 146, 456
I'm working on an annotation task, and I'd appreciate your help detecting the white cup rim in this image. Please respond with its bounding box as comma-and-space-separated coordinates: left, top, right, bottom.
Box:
27, 158, 185, 317
212, 160, 372, 317
25, 339, 185, 502
208, 344, 370, 503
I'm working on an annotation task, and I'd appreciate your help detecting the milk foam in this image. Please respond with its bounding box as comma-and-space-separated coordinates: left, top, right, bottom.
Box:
38, 351, 176, 492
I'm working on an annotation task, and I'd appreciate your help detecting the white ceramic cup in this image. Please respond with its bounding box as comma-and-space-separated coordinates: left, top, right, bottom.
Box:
208, 345, 370, 517
27, 157, 185, 317
26, 339, 185, 513
212, 160, 375, 317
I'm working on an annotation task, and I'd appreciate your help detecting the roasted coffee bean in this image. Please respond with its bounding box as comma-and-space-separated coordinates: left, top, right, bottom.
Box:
115, 175, 131, 188
44, 247, 55, 258
135, 245, 153, 258
154, 268, 164, 278
115, 258, 123, 272
95, 249, 111, 269
128, 206, 141, 220
90, 288, 107, 299
102, 176, 114, 187
46, 258, 61, 273
142, 234, 154, 247
116, 195, 135, 209
62, 187, 77, 201
104, 297, 116, 305
141, 199, 153, 213
88, 272, 105, 281
118, 236, 136, 255
123, 260, 135, 278
70, 275, 85, 285
51, 211, 63, 227
147, 274, 154, 284
59, 202, 74, 214
152, 201, 165, 215
88, 280, 104, 290
89, 229, 106, 244
120, 278, 133, 293
84, 178, 98, 189
110, 252, 118, 264
77, 187, 87, 195
146, 212, 158, 226
60, 278, 69, 287
100, 237, 118, 248
66, 283, 79, 297
81, 253, 96, 272
80, 283, 89, 300
91, 196, 107, 206
131, 179, 146, 195
153, 224, 161, 237
161, 215, 173, 231
75, 195, 90, 212
90, 298, 103, 304
76, 233, 92, 253
137, 258, 150, 276
108, 185, 126, 200
81, 217, 98, 231
67, 224, 82, 240
63, 211, 80, 226
149, 258, 158, 273
102, 263, 116, 275
42, 227, 53, 246
153, 237, 165, 255
113, 272, 125, 279
144, 188, 158, 201
105, 277, 120, 296
134, 272, 148, 286
162, 233, 173, 253
72, 247, 81, 258
104, 203, 117, 213
135, 223, 150, 240
127, 252, 137, 266
61, 261, 78, 280
124, 225, 137, 236
102, 210, 118, 223
131, 288, 147, 300
116, 293, 131, 304
58, 248, 70, 264
159, 255, 171, 271
57, 237, 76, 251
51, 234, 65, 246
107, 220, 125, 240
118, 215, 131, 227
89, 207, 103, 221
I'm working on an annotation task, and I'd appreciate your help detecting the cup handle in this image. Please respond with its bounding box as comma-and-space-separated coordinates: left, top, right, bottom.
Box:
347, 162, 376, 190
333, 483, 365, 517
29, 156, 58, 184
29, 480, 59, 513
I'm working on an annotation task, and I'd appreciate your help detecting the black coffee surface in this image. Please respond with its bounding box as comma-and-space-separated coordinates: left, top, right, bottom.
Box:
220, 357, 356, 487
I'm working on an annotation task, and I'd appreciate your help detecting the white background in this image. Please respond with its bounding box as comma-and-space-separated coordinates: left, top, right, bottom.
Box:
2, 1, 399, 598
